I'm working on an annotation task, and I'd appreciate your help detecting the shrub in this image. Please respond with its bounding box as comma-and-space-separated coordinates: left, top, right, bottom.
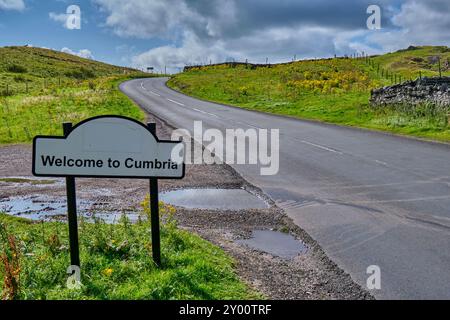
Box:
0, 88, 13, 97
6, 64, 27, 74
65, 68, 95, 80
14, 75, 26, 83
88, 81, 96, 90
0, 232, 21, 300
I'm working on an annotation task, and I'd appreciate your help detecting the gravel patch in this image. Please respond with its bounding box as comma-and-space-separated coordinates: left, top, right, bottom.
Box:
0, 114, 373, 300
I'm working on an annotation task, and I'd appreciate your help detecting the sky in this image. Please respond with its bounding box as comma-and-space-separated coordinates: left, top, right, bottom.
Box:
0, 0, 449, 73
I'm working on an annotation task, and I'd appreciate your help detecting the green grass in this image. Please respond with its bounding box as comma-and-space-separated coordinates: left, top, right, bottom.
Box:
0, 46, 155, 144
0, 198, 258, 300
0, 75, 147, 144
168, 46, 450, 142
0, 46, 139, 95
372, 45, 450, 79
0, 76, 146, 144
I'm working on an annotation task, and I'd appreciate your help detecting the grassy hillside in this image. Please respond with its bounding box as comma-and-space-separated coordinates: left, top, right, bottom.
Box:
0, 46, 138, 95
0, 46, 149, 144
372, 45, 450, 79
168, 46, 450, 142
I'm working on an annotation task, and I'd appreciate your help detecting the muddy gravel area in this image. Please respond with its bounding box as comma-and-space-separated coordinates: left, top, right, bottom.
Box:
0, 114, 373, 300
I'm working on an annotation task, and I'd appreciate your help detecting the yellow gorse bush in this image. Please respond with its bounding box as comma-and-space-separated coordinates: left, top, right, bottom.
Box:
286, 68, 373, 94
140, 194, 177, 229
185, 58, 381, 98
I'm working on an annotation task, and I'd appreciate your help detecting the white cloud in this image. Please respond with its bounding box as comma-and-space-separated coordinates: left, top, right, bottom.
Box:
94, 0, 192, 39
94, 0, 450, 73
131, 27, 352, 74
365, 0, 450, 52
61, 47, 94, 60
132, 31, 229, 73
0, 0, 25, 11
49, 12, 68, 27
94, 0, 382, 40
49, 5, 82, 30
130, 24, 365, 73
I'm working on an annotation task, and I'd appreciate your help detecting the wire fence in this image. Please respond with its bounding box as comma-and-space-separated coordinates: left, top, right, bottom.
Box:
0, 77, 86, 97
183, 52, 449, 87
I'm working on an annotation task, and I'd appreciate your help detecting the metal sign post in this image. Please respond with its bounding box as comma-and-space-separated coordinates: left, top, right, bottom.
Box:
147, 123, 161, 267
32, 116, 185, 269
63, 123, 80, 267
150, 177, 161, 266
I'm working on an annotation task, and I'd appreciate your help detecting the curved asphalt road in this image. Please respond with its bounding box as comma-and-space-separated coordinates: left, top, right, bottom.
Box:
121, 77, 450, 300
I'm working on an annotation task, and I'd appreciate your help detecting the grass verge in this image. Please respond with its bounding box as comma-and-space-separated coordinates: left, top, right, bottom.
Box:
0, 75, 147, 145
0, 197, 258, 300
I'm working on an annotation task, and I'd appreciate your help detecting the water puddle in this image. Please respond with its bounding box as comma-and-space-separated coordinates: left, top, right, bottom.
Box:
236, 230, 308, 259
0, 196, 139, 224
160, 188, 268, 210
0, 196, 88, 216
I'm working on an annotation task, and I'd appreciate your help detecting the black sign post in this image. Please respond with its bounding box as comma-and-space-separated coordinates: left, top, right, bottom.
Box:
33, 115, 185, 270
61, 122, 162, 267
147, 123, 161, 267
63, 123, 80, 268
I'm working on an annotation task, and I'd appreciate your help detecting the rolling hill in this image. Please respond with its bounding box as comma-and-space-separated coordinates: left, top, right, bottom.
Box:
0, 46, 141, 95
0, 46, 150, 144
372, 45, 450, 79
168, 46, 450, 141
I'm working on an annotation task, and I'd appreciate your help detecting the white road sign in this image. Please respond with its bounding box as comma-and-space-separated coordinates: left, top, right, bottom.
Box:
33, 116, 185, 179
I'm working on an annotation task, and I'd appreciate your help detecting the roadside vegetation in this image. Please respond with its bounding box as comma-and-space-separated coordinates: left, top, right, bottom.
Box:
0, 197, 257, 300
0, 75, 146, 144
168, 46, 450, 142
0, 46, 149, 144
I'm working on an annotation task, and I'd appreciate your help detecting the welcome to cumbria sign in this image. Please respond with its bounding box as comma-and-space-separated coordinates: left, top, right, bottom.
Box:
38, 155, 180, 173
32, 115, 185, 268
33, 116, 184, 179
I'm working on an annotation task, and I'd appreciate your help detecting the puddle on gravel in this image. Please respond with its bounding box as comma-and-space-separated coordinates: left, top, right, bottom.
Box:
236, 230, 308, 259
160, 188, 269, 210
0, 196, 140, 224
0, 196, 90, 216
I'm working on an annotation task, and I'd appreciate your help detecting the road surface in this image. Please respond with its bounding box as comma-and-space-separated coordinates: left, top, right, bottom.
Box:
121, 77, 450, 299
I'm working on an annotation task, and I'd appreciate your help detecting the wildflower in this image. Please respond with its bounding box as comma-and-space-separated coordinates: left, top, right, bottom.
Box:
103, 268, 113, 277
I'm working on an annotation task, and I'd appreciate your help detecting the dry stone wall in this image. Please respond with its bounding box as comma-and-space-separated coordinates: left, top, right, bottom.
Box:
370, 77, 450, 107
